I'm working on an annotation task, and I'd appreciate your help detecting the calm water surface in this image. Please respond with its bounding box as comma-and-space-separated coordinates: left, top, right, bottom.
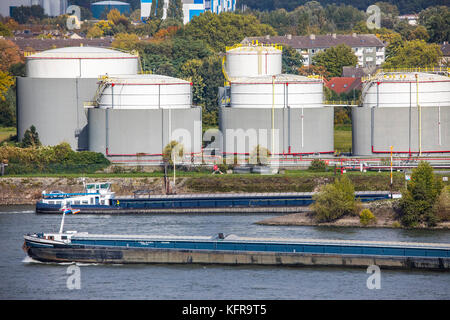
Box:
0, 205, 449, 300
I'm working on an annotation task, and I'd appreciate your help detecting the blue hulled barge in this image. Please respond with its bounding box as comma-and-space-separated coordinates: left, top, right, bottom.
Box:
36, 182, 393, 214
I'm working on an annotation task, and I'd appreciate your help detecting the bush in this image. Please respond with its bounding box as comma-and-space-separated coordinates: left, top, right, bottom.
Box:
0, 143, 110, 174
434, 186, 450, 222
309, 159, 327, 172
399, 161, 443, 227
311, 175, 360, 222
359, 209, 376, 226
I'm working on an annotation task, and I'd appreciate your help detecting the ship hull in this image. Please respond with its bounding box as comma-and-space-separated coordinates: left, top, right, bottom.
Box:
23, 241, 450, 270
27, 242, 450, 271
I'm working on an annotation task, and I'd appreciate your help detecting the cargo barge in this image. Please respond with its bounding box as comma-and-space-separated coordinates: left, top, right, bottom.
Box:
36, 182, 393, 214
23, 207, 450, 270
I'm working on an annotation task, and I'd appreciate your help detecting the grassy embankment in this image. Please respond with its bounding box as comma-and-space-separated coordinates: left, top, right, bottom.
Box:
0, 127, 16, 143
334, 124, 352, 154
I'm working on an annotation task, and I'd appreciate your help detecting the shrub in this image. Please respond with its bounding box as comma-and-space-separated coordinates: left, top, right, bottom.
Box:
311, 175, 360, 222
249, 145, 271, 165
309, 159, 327, 172
434, 186, 450, 222
359, 209, 376, 226
162, 140, 184, 167
399, 161, 443, 227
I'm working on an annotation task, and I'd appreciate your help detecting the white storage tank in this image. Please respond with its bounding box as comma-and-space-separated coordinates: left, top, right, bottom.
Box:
225, 44, 282, 78
97, 74, 192, 109
362, 72, 450, 108
26, 47, 139, 78
229, 74, 324, 108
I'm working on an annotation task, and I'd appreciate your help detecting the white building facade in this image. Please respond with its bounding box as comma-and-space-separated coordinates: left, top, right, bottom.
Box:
141, 0, 235, 24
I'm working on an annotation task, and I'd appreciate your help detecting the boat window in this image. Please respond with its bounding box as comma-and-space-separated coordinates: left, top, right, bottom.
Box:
48, 201, 54, 204
100, 183, 109, 189
61, 236, 67, 240
56, 201, 61, 205
86, 184, 95, 190
90, 198, 94, 204
74, 201, 80, 205
82, 200, 88, 204
101, 200, 105, 205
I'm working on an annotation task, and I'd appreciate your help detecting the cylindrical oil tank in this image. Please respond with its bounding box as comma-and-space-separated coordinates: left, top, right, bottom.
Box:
362, 72, 450, 108
26, 46, 139, 78
225, 44, 282, 78
96, 74, 192, 109
229, 74, 324, 108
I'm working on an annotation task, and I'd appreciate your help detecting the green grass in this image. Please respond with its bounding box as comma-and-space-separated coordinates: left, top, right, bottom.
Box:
0, 127, 16, 143
334, 124, 352, 153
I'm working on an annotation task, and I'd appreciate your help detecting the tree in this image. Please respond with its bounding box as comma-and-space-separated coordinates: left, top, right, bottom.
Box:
10, 5, 46, 24
0, 39, 24, 73
0, 22, 13, 37
183, 11, 276, 53
21, 125, 41, 148
419, 6, 450, 44
312, 44, 357, 78
281, 45, 303, 74
311, 175, 360, 222
162, 140, 184, 167
86, 25, 104, 38
399, 161, 443, 227
249, 145, 271, 165
167, 0, 183, 23
383, 40, 442, 68
112, 33, 140, 51
0, 71, 14, 102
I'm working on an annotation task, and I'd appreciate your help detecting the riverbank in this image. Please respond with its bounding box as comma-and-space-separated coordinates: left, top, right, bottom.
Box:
0, 173, 407, 205
255, 200, 450, 230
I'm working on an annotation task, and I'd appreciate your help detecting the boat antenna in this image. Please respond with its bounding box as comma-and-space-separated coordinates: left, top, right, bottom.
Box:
59, 201, 68, 234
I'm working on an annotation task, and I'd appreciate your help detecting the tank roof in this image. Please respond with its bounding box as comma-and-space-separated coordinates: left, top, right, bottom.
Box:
27, 46, 137, 59
230, 74, 323, 83
91, 1, 130, 5
105, 74, 190, 84
227, 45, 282, 54
370, 72, 450, 82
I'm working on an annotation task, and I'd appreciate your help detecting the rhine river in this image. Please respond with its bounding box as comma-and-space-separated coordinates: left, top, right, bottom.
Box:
0, 205, 449, 300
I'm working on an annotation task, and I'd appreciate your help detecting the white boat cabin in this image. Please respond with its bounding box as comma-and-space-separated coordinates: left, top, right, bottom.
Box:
41, 182, 115, 206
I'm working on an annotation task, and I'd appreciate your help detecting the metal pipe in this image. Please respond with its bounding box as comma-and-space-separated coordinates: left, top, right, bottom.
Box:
414, 74, 421, 156
409, 82, 411, 158
272, 75, 275, 156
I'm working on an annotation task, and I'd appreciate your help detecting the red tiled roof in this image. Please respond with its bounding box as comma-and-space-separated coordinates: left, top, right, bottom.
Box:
325, 77, 362, 94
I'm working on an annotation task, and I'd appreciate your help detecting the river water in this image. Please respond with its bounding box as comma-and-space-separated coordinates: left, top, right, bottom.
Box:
0, 205, 449, 300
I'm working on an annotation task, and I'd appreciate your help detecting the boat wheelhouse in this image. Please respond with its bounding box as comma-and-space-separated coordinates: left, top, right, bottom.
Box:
38, 182, 115, 212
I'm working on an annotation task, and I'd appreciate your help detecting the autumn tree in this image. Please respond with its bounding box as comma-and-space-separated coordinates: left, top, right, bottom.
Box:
312, 44, 357, 78
112, 33, 140, 51
0, 39, 24, 73
383, 40, 442, 68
